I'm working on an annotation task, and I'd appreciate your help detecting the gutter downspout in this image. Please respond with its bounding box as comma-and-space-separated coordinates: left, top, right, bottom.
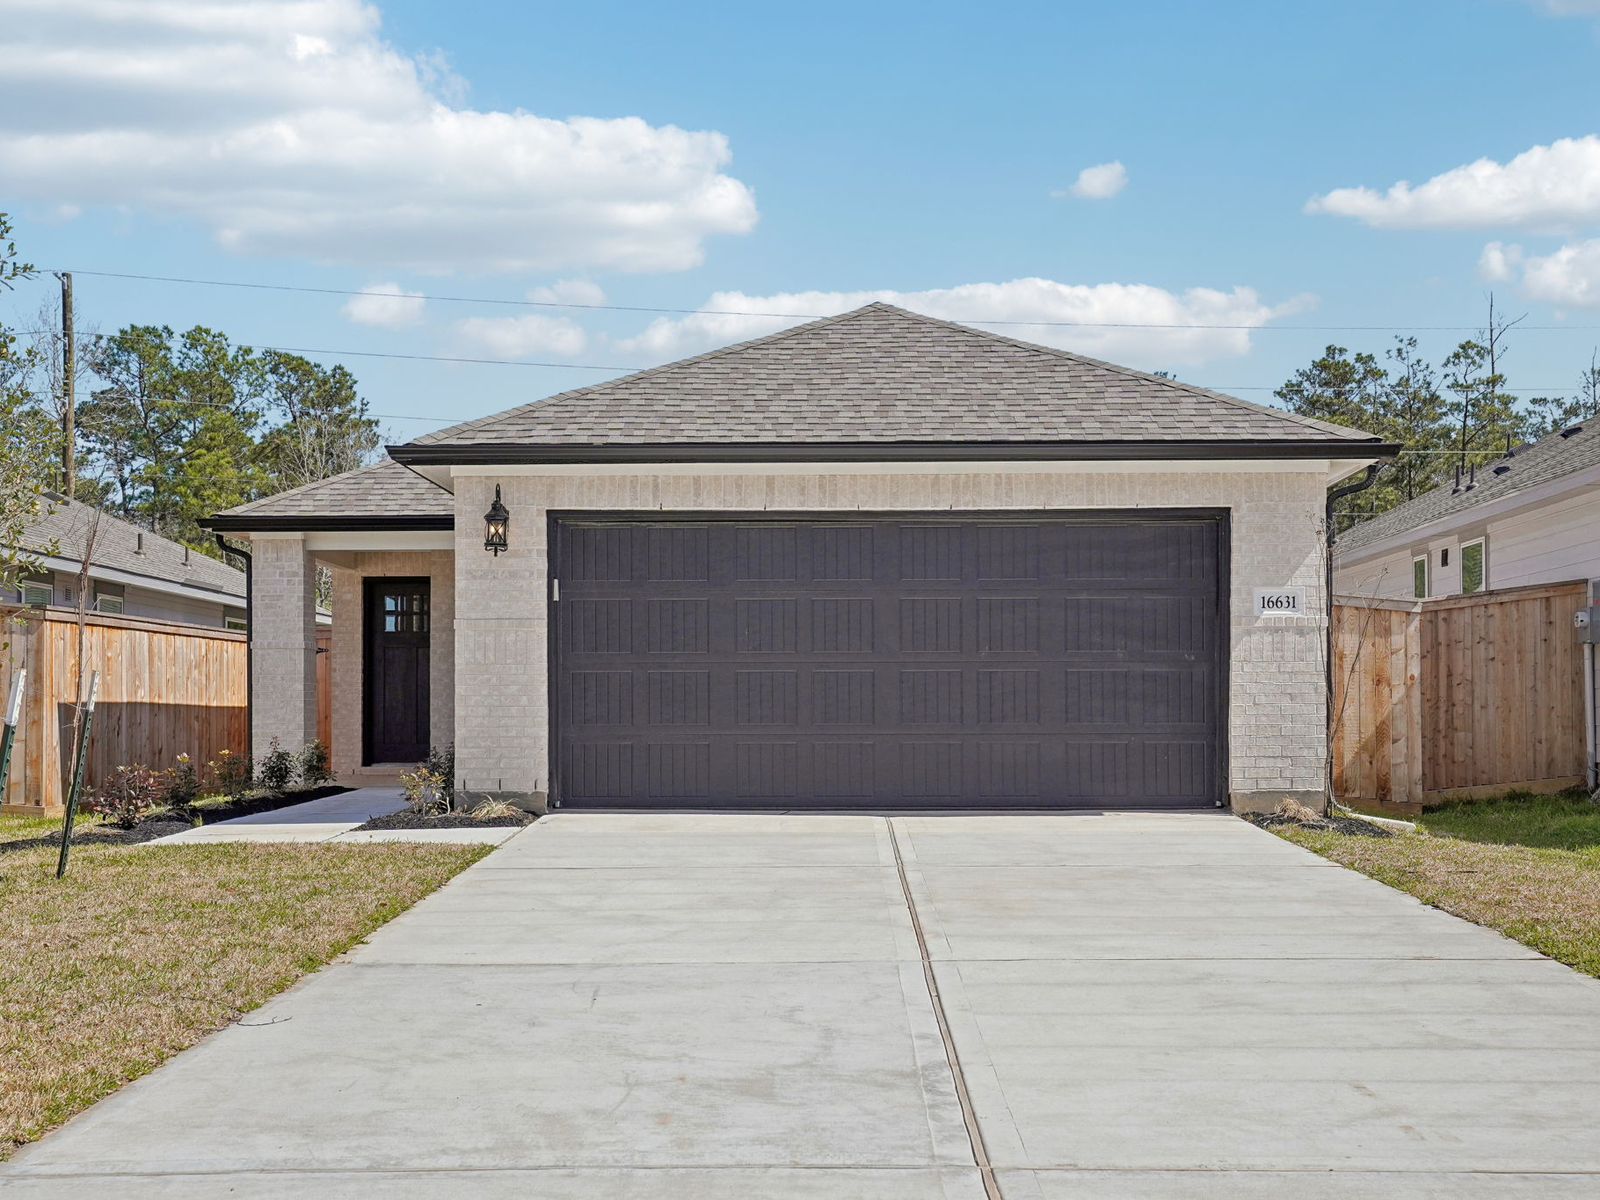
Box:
1324, 464, 1383, 809
215, 534, 252, 767
1587, 578, 1598, 792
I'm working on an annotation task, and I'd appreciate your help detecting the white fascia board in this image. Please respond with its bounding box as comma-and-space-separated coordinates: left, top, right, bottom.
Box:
35, 555, 243, 607
304, 530, 455, 552
447, 458, 1343, 478
1337, 461, 1600, 565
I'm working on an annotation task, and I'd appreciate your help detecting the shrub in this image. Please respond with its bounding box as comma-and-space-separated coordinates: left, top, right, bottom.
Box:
256, 738, 295, 794
400, 765, 449, 816
423, 745, 455, 808
86, 765, 166, 829
210, 748, 250, 796
164, 754, 201, 809
297, 739, 333, 787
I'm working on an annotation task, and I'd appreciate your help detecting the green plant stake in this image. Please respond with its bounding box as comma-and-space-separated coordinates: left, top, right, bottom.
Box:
0, 668, 24, 804
55, 670, 99, 880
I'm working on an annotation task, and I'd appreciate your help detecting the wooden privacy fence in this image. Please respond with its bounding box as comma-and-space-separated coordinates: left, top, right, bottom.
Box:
1332, 580, 1589, 808
1, 606, 247, 815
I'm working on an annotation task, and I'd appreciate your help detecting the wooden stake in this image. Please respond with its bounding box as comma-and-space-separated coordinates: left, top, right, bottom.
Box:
55, 670, 97, 879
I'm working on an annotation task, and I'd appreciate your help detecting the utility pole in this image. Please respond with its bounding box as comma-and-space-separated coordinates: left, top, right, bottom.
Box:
56, 271, 75, 498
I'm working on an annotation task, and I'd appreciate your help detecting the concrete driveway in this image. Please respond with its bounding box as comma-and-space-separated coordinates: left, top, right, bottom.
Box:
6, 812, 1600, 1197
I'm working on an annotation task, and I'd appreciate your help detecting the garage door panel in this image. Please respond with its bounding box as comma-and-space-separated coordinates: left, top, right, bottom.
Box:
555, 517, 1223, 809
811, 598, 875, 652
814, 670, 875, 725
645, 599, 709, 654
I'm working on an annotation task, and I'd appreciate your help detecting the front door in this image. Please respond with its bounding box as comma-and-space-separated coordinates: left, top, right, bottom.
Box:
364, 577, 431, 764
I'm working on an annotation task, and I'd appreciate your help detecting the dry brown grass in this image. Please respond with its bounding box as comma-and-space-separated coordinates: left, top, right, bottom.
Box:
0, 834, 488, 1158
1275, 826, 1600, 978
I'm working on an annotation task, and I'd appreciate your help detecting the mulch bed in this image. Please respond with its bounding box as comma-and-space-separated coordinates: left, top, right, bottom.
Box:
1246, 811, 1394, 838
189, 785, 351, 825
0, 818, 191, 855
355, 809, 535, 832
0, 787, 354, 856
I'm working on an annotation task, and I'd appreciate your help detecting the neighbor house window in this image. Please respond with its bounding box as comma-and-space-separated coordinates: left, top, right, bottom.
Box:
94, 593, 124, 614
1412, 556, 1428, 598
20, 579, 52, 607
225, 615, 247, 632
1460, 538, 1486, 594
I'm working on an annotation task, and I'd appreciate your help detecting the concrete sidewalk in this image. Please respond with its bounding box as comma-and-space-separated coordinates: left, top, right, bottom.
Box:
5, 812, 1600, 1197
148, 786, 524, 846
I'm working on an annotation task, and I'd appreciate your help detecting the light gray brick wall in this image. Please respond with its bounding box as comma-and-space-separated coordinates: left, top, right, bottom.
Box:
248, 534, 316, 758
450, 467, 1332, 804
327, 551, 455, 777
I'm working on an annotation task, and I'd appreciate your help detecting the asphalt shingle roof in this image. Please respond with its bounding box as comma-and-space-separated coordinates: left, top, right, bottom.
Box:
1338, 419, 1600, 552
212, 460, 453, 520
20, 496, 245, 599
214, 303, 1387, 525
408, 303, 1381, 448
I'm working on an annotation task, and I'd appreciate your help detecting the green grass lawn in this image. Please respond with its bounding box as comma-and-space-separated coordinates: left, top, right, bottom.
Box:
1274, 790, 1600, 979
1420, 790, 1600, 860
0, 813, 489, 1158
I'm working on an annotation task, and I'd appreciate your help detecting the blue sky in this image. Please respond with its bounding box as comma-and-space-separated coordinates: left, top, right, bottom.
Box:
6, 0, 1600, 441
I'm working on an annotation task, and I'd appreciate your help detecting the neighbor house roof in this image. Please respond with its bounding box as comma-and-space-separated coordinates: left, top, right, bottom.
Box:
392, 303, 1390, 463
19, 495, 246, 600
1337, 419, 1600, 554
206, 460, 454, 532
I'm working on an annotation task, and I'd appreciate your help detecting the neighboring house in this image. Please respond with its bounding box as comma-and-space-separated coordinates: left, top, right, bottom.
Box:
1333, 419, 1600, 600
5, 493, 247, 628
205, 303, 1394, 812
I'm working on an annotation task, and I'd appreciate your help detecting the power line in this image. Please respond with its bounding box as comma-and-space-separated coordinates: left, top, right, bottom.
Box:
42, 267, 1600, 332
9, 333, 1588, 395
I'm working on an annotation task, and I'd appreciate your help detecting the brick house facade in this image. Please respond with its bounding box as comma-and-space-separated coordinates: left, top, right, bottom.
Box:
208, 304, 1394, 814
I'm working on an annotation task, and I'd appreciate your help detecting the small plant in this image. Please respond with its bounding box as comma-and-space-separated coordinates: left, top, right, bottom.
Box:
467, 799, 521, 820
400, 765, 449, 816
423, 745, 455, 809
296, 739, 333, 787
85, 764, 166, 829
164, 753, 201, 809
256, 737, 295, 794
210, 748, 250, 796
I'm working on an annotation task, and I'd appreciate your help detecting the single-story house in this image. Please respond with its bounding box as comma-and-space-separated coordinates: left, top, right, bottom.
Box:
1333, 418, 1600, 601
204, 303, 1394, 812
5, 493, 247, 627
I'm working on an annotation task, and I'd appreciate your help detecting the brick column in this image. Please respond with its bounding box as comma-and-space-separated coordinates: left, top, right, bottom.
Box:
249, 533, 317, 759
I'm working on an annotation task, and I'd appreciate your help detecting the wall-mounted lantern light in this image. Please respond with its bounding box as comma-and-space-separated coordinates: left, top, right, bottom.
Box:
483, 485, 510, 556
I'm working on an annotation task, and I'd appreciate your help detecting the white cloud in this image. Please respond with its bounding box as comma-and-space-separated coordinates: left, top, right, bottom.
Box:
1525, 0, 1600, 13
617, 279, 1312, 368
341, 281, 424, 327
1512, 239, 1600, 305
1306, 136, 1600, 231
1477, 241, 1524, 281
454, 314, 588, 357
524, 279, 607, 308
0, 0, 757, 274
453, 281, 600, 356
1055, 161, 1128, 200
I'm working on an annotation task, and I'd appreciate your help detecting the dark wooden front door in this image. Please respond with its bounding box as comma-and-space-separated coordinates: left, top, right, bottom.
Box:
551, 515, 1226, 810
364, 578, 431, 764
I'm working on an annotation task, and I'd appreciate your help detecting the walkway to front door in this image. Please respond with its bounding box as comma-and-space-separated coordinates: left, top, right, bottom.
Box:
6, 813, 1599, 1196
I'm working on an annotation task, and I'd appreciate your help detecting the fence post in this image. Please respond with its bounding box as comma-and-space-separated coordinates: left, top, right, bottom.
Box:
55, 670, 99, 879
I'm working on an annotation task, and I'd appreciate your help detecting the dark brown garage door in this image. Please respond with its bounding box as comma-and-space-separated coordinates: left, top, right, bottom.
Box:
551, 515, 1225, 810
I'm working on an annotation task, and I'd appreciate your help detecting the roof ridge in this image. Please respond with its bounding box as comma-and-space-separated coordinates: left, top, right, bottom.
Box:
869, 303, 1376, 443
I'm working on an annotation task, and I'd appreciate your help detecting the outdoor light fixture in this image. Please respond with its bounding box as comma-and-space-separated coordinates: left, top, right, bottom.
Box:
483, 485, 510, 556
